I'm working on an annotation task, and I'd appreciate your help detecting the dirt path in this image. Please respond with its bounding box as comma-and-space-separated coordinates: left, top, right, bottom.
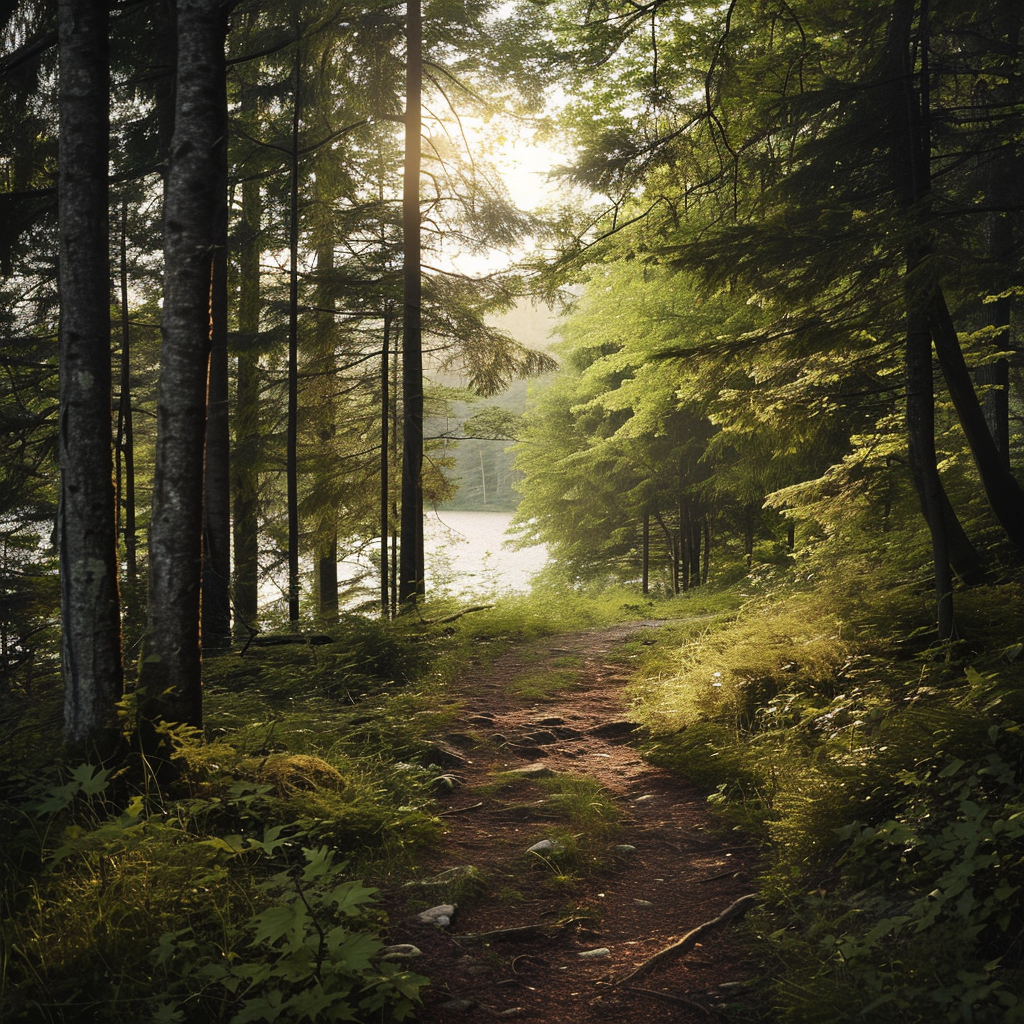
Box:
388, 621, 760, 1023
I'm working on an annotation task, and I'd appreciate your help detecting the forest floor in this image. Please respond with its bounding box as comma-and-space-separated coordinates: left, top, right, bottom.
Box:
385, 621, 764, 1024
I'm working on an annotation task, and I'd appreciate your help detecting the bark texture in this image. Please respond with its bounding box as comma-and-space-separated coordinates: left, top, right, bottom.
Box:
232, 140, 261, 631
58, 0, 124, 753
286, 47, 301, 622
203, 67, 231, 649
399, 0, 425, 606
139, 0, 227, 736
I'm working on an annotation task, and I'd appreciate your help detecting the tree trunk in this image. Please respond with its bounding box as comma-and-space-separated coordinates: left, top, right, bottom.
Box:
701, 512, 710, 584
641, 511, 649, 594
743, 504, 755, 570
679, 495, 690, 591
906, 311, 955, 638
399, 0, 425, 607
286, 46, 302, 622
312, 238, 338, 622
202, 64, 231, 650
891, 0, 955, 637
688, 514, 701, 587
117, 200, 137, 591
58, 0, 123, 755
139, 0, 227, 744
380, 314, 392, 617
973, 1, 1022, 471
232, 117, 261, 633
928, 290, 1024, 557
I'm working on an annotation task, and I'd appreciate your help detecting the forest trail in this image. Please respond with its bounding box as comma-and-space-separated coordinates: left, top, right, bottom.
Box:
387, 621, 761, 1023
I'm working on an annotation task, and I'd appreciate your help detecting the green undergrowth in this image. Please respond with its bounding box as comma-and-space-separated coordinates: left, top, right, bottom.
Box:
628, 565, 1024, 1023
1, 590, 696, 1024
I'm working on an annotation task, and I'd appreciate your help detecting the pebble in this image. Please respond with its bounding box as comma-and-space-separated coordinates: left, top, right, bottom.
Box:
577, 947, 611, 959
380, 944, 422, 961
508, 763, 555, 779
633, 794, 657, 804
634, 899, 654, 907
417, 904, 455, 927
613, 844, 637, 855
527, 839, 565, 855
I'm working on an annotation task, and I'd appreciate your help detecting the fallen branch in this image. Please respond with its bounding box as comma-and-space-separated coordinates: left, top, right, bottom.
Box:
456, 922, 562, 943
416, 604, 494, 626
439, 801, 484, 816
615, 894, 757, 985
238, 631, 334, 656
700, 868, 742, 884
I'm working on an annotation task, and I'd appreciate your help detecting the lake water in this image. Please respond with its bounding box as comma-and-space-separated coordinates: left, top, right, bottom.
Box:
256, 510, 548, 614
423, 509, 548, 596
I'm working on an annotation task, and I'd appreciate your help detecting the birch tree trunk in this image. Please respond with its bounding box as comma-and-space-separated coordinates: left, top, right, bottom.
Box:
58, 0, 124, 754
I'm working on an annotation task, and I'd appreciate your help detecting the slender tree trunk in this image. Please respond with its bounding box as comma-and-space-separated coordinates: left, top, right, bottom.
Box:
906, 310, 955, 638
380, 314, 391, 617
928, 290, 1024, 557
690, 516, 701, 587
701, 512, 711, 584
58, 0, 123, 754
117, 200, 137, 590
973, 1, 1022, 471
286, 47, 302, 622
653, 512, 678, 594
233, 128, 261, 633
892, 0, 955, 637
139, 0, 227, 743
313, 239, 338, 622
390, 334, 400, 619
743, 504, 755, 570
679, 494, 689, 591
641, 511, 650, 594
202, 65, 231, 650
399, 0, 425, 607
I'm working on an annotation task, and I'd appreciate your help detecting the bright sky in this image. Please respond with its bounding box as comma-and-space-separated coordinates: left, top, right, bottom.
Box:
431, 113, 575, 275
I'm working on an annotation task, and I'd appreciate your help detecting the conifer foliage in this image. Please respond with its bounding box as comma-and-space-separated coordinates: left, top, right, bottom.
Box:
522, 0, 1023, 626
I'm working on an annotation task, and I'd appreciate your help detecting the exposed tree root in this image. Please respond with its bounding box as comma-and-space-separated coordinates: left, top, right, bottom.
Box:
615, 894, 757, 985
620, 986, 712, 1015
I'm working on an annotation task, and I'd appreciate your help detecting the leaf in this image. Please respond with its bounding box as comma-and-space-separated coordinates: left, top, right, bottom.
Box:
250, 904, 307, 949
229, 988, 286, 1024
70, 763, 112, 795
326, 880, 379, 916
